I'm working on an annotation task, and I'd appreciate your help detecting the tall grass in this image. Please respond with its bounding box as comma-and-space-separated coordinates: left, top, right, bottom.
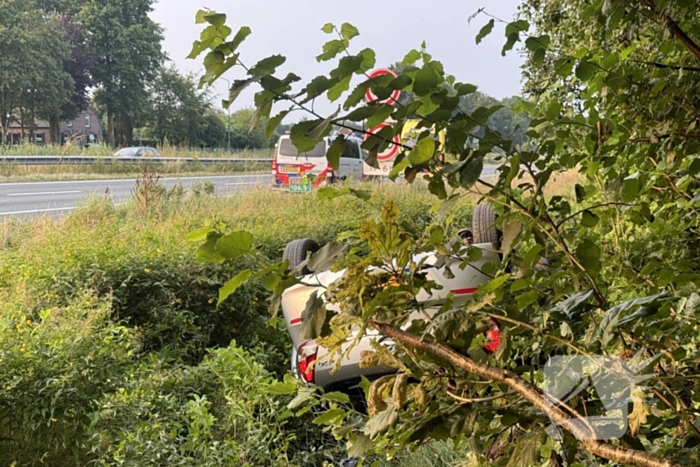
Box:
0, 142, 273, 159
0, 160, 270, 182
0, 180, 478, 466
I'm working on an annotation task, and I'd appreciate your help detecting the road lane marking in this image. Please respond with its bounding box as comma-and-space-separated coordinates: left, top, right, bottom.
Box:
0, 174, 270, 187
0, 206, 77, 216
7, 191, 82, 197
223, 182, 268, 186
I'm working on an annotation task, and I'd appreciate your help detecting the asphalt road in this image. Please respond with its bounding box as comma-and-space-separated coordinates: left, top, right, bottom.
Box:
0, 174, 271, 218
0, 166, 500, 219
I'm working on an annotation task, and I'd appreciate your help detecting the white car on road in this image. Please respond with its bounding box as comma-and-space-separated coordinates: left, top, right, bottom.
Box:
280, 204, 504, 392
271, 134, 366, 190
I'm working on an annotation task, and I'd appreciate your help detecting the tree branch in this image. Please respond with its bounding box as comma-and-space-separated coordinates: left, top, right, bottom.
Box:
629, 131, 700, 143
644, 0, 700, 62
371, 321, 681, 467
636, 60, 700, 72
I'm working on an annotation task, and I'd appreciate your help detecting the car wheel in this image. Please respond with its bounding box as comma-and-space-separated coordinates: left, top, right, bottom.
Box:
471, 203, 500, 248
283, 238, 320, 275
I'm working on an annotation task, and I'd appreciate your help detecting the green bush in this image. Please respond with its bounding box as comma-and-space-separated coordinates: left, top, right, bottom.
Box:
0, 297, 135, 466
0, 182, 476, 466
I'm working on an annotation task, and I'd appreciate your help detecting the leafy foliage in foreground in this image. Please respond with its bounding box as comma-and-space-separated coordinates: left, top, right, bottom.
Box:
0, 183, 467, 466
192, 2, 700, 466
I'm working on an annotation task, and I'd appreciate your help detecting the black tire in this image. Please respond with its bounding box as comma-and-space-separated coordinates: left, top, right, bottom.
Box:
283, 238, 320, 275
471, 203, 500, 247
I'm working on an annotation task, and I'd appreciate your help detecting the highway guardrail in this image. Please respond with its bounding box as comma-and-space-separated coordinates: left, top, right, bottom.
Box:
0, 156, 273, 165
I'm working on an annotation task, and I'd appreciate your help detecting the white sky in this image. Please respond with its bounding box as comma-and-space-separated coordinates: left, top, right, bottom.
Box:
151, 1, 525, 118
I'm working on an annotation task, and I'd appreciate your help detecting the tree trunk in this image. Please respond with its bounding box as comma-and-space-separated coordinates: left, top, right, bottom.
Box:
49, 115, 60, 145
19, 108, 25, 142
118, 112, 134, 146
107, 109, 115, 148
29, 97, 36, 144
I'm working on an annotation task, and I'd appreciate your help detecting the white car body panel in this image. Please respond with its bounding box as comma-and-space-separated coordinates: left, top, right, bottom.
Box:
282, 243, 500, 388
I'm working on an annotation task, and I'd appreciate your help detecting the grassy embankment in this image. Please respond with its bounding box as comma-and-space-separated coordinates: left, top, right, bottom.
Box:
0, 143, 272, 182
0, 180, 484, 466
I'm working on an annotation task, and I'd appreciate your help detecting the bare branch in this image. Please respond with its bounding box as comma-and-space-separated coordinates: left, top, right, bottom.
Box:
371, 321, 681, 467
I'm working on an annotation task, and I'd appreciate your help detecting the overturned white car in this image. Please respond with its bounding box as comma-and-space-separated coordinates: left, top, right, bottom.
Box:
280, 204, 504, 392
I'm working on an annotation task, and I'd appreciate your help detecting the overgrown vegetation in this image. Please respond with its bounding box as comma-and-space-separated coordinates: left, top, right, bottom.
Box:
191, 2, 700, 466
0, 182, 477, 466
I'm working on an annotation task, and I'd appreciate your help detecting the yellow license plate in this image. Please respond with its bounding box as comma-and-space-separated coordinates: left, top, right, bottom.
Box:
280, 166, 298, 173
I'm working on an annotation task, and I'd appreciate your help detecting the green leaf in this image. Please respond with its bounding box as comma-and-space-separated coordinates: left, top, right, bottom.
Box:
195, 9, 208, 24
266, 110, 290, 139
196, 237, 225, 264
389, 158, 410, 180
326, 136, 346, 171
505, 428, 544, 467
322, 392, 351, 404
218, 269, 252, 304
267, 382, 297, 395
458, 157, 483, 188
517, 290, 539, 308
402, 49, 421, 65
328, 75, 352, 102
229, 26, 251, 52
502, 32, 519, 56
306, 107, 340, 140
321, 22, 334, 34
483, 274, 510, 293
554, 57, 574, 77
306, 242, 348, 272
313, 408, 346, 425
340, 23, 359, 41
550, 290, 594, 319
576, 239, 601, 277
456, 83, 477, 96
185, 225, 216, 242
413, 66, 440, 96
476, 19, 495, 44
358, 48, 376, 71
262, 274, 281, 292
363, 406, 399, 438
348, 434, 373, 458
290, 119, 328, 153
300, 291, 328, 340
408, 137, 435, 165
249, 54, 286, 75
317, 39, 345, 62
623, 172, 642, 202
187, 40, 207, 59
204, 12, 226, 28
226, 76, 261, 106
523, 244, 544, 268
367, 104, 395, 128
216, 231, 254, 260
581, 210, 600, 227
575, 60, 597, 81
532, 48, 546, 67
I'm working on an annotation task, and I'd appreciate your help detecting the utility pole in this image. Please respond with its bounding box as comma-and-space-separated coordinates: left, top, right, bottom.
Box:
221, 77, 232, 153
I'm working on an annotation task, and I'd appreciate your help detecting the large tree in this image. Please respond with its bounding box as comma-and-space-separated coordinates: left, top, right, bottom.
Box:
143, 65, 226, 148
77, 0, 164, 147
191, 3, 700, 466
0, 0, 73, 143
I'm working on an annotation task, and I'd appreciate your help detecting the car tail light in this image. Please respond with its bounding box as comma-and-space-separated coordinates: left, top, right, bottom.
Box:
272, 158, 278, 174
296, 340, 318, 383
483, 317, 501, 354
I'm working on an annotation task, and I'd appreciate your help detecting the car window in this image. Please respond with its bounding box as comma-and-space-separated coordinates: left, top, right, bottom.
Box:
341, 140, 361, 159
116, 148, 139, 157
278, 138, 326, 157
